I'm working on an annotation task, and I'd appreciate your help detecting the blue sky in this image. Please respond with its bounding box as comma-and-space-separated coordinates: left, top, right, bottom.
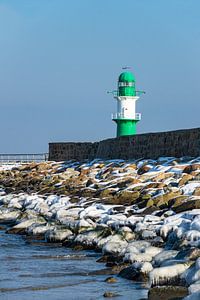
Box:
0, 0, 200, 152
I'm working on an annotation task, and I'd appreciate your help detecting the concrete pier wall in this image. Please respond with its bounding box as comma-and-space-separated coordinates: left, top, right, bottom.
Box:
49, 128, 200, 161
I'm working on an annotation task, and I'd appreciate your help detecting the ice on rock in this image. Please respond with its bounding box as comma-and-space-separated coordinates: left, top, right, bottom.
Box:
7, 197, 23, 209
124, 245, 162, 263
124, 252, 153, 263
134, 222, 147, 233
0, 209, 21, 222
175, 225, 189, 240
191, 215, 200, 231
182, 183, 200, 196
9, 218, 42, 230
23, 195, 43, 207
122, 241, 150, 259
79, 204, 105, 219
142, 246, 163, 257
27, 224, 53, 235
153, 250, 179, 266
97, 235, 112, 249
143, 215, 161, 224
182, 258, 200, 285
76, 218, 96, 231
0, 163, 22, 171
185, 230, 200, 242
100, 213, 127, 228
188, 281, 200, 294
184, 292, 200, 300
0, 194, 14, 205
75, 230, 102, 246
160, 214, 192, 239
149, 263, 190, 286
45, 227, 73, 242
102, 234, 128, 255
140, 262, 153, 274
55, 207, 82, 221
48, 195, 71, 207
117, 226, 135, 241
126, 215, 143, 227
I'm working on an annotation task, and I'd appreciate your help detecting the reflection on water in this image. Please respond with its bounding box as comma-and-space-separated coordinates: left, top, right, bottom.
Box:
0, 227, 148, 300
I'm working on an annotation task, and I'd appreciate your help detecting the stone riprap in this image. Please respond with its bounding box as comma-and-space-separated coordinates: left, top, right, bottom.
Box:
0, 157, 200, 299
49, 127, 200, 161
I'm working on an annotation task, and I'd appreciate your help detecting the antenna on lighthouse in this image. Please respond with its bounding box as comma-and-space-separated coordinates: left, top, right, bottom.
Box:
122, 66, 132, 70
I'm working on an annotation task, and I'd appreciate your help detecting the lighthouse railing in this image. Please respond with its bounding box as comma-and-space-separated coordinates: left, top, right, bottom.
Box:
112, 112, 141, 120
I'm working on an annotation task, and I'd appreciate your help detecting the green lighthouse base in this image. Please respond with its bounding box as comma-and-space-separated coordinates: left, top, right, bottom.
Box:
113, 119, 139, 137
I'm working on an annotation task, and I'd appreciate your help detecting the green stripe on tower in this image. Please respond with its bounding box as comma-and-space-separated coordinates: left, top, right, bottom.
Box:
114, 119, 138, 137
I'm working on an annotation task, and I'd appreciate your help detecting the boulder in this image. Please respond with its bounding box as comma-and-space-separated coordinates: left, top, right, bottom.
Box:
148, 286, 188, 300
173, 199, 200, 213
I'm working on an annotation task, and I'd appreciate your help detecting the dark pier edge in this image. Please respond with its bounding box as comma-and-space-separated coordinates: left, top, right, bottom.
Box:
49, 127, 200, 161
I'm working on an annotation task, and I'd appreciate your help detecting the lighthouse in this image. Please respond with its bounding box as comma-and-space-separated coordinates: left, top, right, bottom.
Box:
111, 71, 144, 137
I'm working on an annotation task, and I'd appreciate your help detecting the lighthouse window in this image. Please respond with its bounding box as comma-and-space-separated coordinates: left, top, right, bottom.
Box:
118, 82, 134, 87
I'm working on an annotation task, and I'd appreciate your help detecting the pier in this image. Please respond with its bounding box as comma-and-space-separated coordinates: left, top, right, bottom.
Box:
0, 153, 48, 163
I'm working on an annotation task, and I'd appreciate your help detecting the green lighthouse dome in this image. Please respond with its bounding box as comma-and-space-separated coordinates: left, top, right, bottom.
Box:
118, 72, 136, 96
118, 72, 135, 83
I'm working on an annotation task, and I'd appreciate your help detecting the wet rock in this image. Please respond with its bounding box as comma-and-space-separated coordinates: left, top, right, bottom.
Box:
105, 277, 117, 283
149, 263, 191, 287
103, 291, 120, 298
45, 227, 73, 242
119, 262, 152, 281
148, 286, 188, 300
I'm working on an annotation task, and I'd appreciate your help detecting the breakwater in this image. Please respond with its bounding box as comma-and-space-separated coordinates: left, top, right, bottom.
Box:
49, 127, 200, 161
1, 158, 200, 299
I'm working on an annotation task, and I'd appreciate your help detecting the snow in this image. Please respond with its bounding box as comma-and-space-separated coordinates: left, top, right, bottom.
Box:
150, 263, 190, 286
182, 183, 200, 196
0, 163, 22, 171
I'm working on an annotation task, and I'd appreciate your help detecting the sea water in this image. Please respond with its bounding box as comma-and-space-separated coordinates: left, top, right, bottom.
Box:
0, 227, 148, 300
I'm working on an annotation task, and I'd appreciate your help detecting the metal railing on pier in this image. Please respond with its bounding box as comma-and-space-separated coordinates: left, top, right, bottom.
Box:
0, 153, 49, 163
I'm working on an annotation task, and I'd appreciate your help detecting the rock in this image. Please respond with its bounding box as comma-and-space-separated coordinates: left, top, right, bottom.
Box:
149, 263, 191, 287
168, 195, 189, 208
103, 291, 119, 298
173, 199, 200, 213
142, 206, 158, 215
183, 164, 200, 174
148, 286, 188, 300
45, 227, 73, 242
102, 235, 128, 256
119, 262, 152, 281
119, 265, 141, 280
105, 277, 117, 283
178, 174, 194, 187
113, 190, 140, 205
0, 210, 21, 224
99, 189, 116, 199
193, 187, 200, 196
137, 164, 152, 175
175, 248, 200, 261
153, 191, 181, 208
